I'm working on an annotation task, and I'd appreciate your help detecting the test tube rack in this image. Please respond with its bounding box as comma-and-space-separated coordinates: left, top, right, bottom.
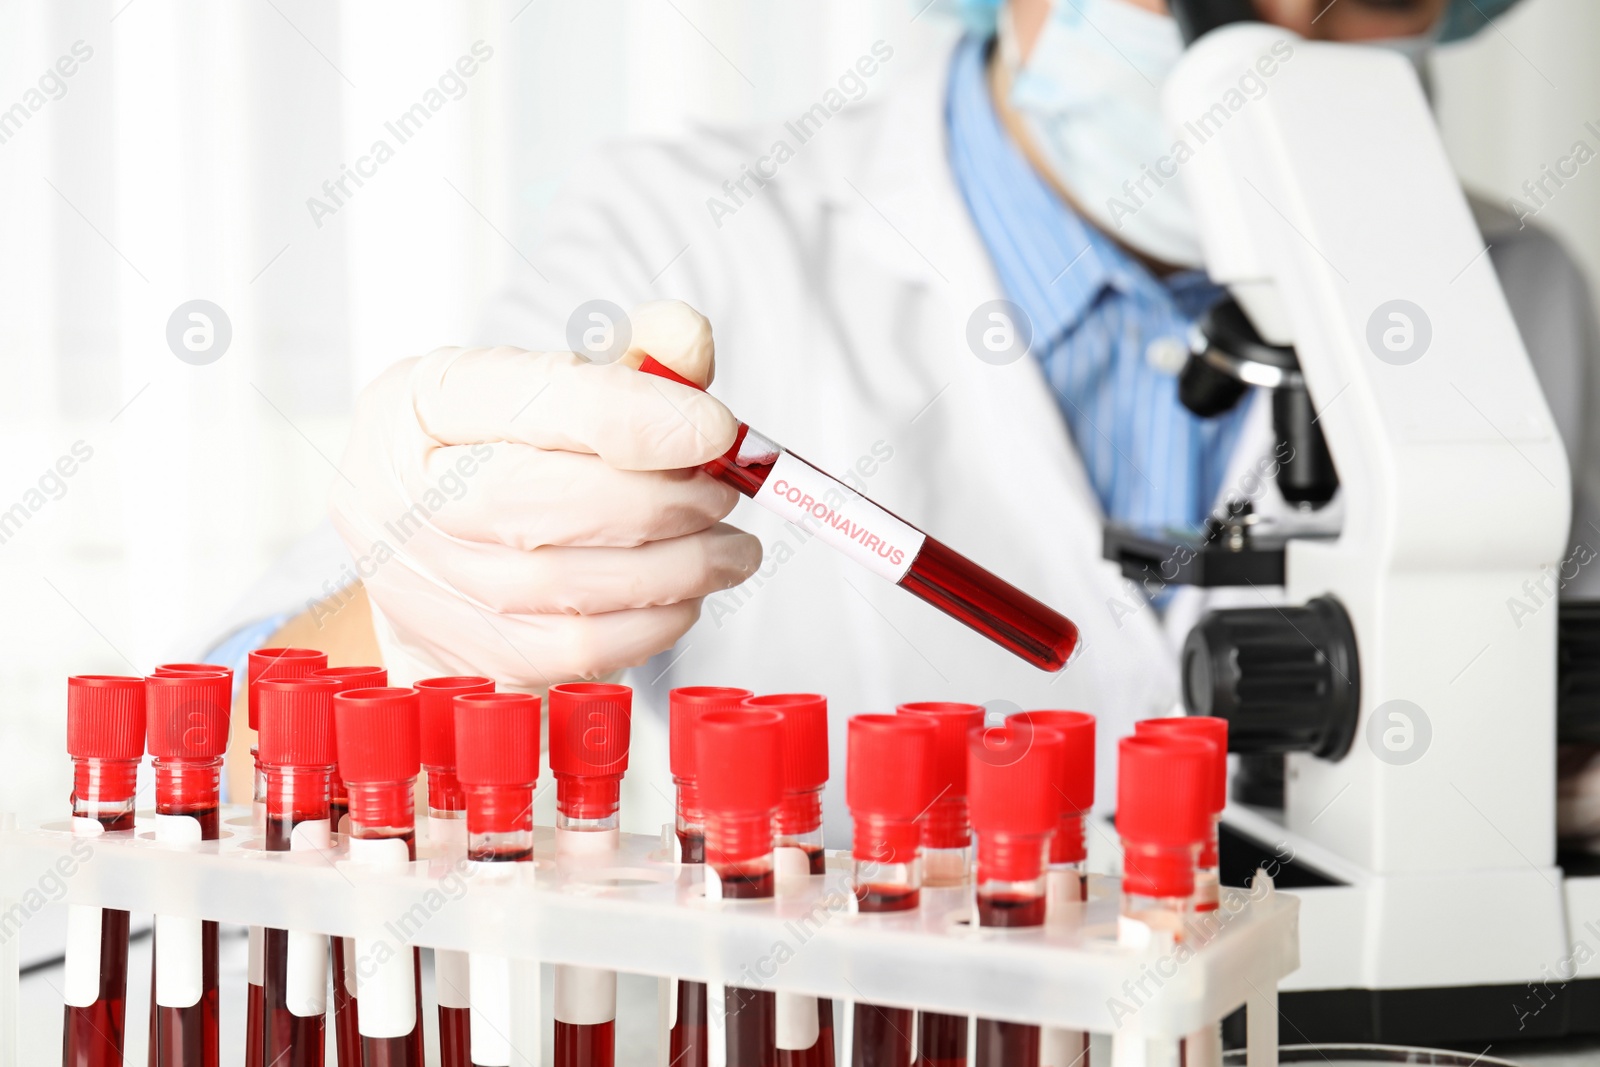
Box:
0, 809, 1298, 1066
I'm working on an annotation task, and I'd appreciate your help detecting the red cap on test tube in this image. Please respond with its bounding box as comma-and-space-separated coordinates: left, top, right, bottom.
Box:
246, 648, 328, 732
333, 688, 421, 784
256, 678, 339, 768
416, 676, 495, 771
1137, 716, 1227, 868
146, 671, 233, 759
312, 666, 388, 694
1117, 735, 1212, 899
897, 702, 985, 849
697, 710, 783, 866
67, 676, 146, 761
454, 693, 540, 788
669, 686, 753, 784
847, 714, 936, 865
154, 662, 231, 676
743, 693, 828, 835
967, 724, 1065, 883
549, 682, 631, 820
1011, 710, 1095, 864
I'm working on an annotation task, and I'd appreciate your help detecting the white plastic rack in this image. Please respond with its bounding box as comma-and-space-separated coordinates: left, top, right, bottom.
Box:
0, 809, 1297, 1066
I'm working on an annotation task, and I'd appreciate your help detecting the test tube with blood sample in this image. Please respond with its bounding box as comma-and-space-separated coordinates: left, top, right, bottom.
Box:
637, 358, 1080, 671
146, 670, 232, 1067
1009, 711, 1096, 1067
242, 648, 327, 1067
1112, 735, 1212, 1067
1134, 717, 1228, 1067
61, 676, 144, 1067
311, 665, 387, 1067
744, 694, 835, 1067
334, 686, 426, 1067
664, 686, 753, 1067
417, 675, 496, 1067
896, 702, 984, 1067
257, 677, 341, 1067
698, 709, 785, 1067
453, 692, 540, 1067
846, 714, 936, 1067
549, 683, 633, 1067
968, 723, 1065, 1067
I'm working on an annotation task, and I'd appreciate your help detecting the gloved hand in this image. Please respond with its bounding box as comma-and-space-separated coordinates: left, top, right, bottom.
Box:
329, 300, 761, 690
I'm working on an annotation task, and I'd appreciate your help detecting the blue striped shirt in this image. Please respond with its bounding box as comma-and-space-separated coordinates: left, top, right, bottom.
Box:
946, 35, 1250, 533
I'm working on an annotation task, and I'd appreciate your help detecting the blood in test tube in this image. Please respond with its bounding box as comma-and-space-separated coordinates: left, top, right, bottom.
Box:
845, 714, 937, 1067
62, 676, 145, 1067
454, 692, 540, 1067
666, 687, 753, 1067
257, 677, 341, 1067
1006, 711, 1095, 1067
549, 682, 633, 1067
1132, 719, 1227, 1067
417, 675, 496, 1067
743, 694, 835, 1067
334, 686, 426, 1067
967, 723, 1066, 1067
636, 357, 1079, 671
698, 710, 785, 1067
312, 664, 386, 1067
894, 702, 984, 1067
243, 648, 328, 1067
145, 670, 232, 1067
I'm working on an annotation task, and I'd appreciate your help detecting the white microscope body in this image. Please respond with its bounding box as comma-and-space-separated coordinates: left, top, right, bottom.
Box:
1166, 24, 1579, 1036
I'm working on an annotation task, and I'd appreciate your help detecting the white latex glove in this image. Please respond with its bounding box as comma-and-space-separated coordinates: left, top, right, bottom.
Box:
329, 300, 761, 690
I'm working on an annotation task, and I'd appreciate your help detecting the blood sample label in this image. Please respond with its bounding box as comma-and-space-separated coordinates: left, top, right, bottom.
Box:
436, 950, 471, 1009
469, 953, 513, 1066
554, 964, 617, 1024
776, 991, 821, 1050
287, 819, 331, 1016
62, 818, 104, 1008
773, 845, 811, 884
349, 835, 417, 1036
753, 451, 926, 583
1041, 1027, 1088, 1067
248, 925, 263, 984
154, 813, 205, 1008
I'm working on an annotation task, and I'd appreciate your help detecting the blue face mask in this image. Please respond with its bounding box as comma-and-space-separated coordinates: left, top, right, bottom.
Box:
950, 0, 1521, 43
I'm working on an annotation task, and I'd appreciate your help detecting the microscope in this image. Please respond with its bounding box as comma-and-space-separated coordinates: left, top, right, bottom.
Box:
1101, 0, 1596, 1043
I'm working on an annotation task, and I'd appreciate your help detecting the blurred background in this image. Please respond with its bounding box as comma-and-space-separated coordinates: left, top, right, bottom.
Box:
0, 0, 1596, 836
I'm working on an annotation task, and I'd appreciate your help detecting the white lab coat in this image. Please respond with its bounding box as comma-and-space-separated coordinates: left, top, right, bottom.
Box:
253, 23, 1600, 833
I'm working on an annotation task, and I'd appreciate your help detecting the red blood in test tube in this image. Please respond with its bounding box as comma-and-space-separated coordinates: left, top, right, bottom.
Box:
62, 676, 144, 1067
667, 687, 752, 1067
895, 702, 984, 1067
549, 683, 632, 1067
847, 714, 936, 1067
334, 686, 425, 1067
258, 677, 340, 1067
967, 723, 1065, 1067
699, 710, 784, 1067
146, 671, 232, 1067
636, 357, 1079, 672
311, 665, 386, 1067
242, 647, 326, 1067
416, 675, 495, 1067
743, 695, 834, 1067
455, 693, 539, 1067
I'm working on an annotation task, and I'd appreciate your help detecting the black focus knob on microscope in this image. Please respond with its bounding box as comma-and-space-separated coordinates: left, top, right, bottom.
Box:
1181, 596, 1361, 762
